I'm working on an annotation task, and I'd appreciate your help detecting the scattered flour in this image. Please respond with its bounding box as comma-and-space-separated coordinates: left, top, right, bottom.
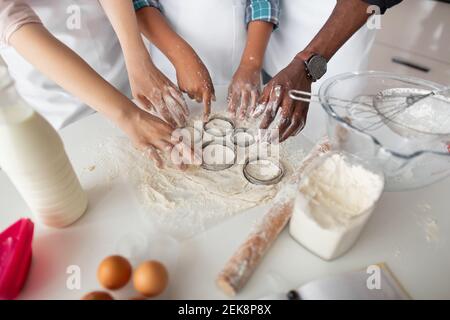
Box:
203, 144, 235, 166
423, 218, 440, 244
204, 118, 233, 136
415, 202, 440, 245
418, 202, 432, 213
246, 159, 282, 181
97, 114, 306, 239
234, 131, 255, 147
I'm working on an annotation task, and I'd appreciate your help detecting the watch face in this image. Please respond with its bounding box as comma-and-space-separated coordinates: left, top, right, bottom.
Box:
307, 55, 328, 81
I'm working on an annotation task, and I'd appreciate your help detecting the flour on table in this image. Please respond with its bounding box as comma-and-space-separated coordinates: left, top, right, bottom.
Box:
97, 113, 306, 239
415, 202, 440, 246
234, 131, 255, 147
417, 214, 440, 245
424, 218, 440, 244
246, 159, 282, 181
203, 144, 235, 165
205, 118, 233, 136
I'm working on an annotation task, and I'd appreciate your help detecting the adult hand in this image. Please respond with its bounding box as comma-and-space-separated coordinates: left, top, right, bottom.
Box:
118, 107, 196, 169
227, 64, 261, 120
253, 57, 312, 142
128, 58, 189, 128
175, 51, 215, 122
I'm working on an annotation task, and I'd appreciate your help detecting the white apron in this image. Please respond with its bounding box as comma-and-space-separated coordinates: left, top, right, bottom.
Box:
265, 0, 376, 83
149, 0, 248, 88
264, 0, 376, 141
0, 0, 130, 129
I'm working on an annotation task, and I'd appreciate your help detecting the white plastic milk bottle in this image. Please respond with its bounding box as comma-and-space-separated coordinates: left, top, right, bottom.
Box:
0, 68, 87, 228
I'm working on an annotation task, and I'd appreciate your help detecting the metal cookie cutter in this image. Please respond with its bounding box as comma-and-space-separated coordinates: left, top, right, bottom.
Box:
243, 156, 285, 186
201, 140, 236, 171
203, 116, 235, 139
232, 128, 256, 148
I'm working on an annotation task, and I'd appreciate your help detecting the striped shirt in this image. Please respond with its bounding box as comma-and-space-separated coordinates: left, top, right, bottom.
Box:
132, 0, 280, 28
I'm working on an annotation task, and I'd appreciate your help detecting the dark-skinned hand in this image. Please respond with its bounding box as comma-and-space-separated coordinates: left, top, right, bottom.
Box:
253, 57, 312, 142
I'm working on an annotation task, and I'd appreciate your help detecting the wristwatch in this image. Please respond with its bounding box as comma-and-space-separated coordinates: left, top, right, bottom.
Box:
303, 53, 328, 82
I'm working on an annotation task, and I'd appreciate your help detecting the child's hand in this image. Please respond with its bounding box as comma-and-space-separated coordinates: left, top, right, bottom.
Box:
129, 58, 189, 128
227, 64, 261, 120
118, 107, 196, 169
175, 52, 215, 122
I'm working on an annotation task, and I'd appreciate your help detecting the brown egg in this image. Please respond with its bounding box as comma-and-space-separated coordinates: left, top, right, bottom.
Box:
81, 291, 114, 300
133, 261, 169, 297
97, 255, 132, 290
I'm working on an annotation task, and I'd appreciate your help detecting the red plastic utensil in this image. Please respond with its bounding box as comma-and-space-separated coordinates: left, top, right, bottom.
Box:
0, 219, 34, 300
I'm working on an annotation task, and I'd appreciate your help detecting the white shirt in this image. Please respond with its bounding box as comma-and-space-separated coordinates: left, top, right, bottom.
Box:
148, 0, 248, 86
0, 0, 130, 129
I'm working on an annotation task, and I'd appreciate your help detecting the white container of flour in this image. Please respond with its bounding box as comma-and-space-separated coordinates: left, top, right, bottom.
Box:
0, 68, 87, 228
289, 152, 384, 260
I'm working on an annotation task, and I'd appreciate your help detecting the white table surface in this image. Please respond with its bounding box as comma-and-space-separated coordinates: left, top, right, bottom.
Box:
1, 89, 449, 300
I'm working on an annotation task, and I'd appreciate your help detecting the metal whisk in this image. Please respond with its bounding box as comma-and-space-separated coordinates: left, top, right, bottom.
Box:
370, 87, 450, 123
289, 87, 450, 133
289, 90, 386, 131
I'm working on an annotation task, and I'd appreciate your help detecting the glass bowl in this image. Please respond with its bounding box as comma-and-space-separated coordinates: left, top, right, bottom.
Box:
318, 71, 450, 191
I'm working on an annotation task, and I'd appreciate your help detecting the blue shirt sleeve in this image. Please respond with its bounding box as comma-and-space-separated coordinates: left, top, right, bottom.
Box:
245, 0, 280, 29
133, 0, 162, 12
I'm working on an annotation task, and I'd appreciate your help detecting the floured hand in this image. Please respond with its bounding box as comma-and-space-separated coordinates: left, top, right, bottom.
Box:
175, 51, 215, 122
254, 58, 311, 142
117, 107, 197, 170
129, 58, 189, 128
227, 64, 261, 120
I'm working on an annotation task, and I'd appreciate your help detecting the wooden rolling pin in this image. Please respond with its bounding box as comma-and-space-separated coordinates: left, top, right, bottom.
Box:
216, 137, 331, 296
